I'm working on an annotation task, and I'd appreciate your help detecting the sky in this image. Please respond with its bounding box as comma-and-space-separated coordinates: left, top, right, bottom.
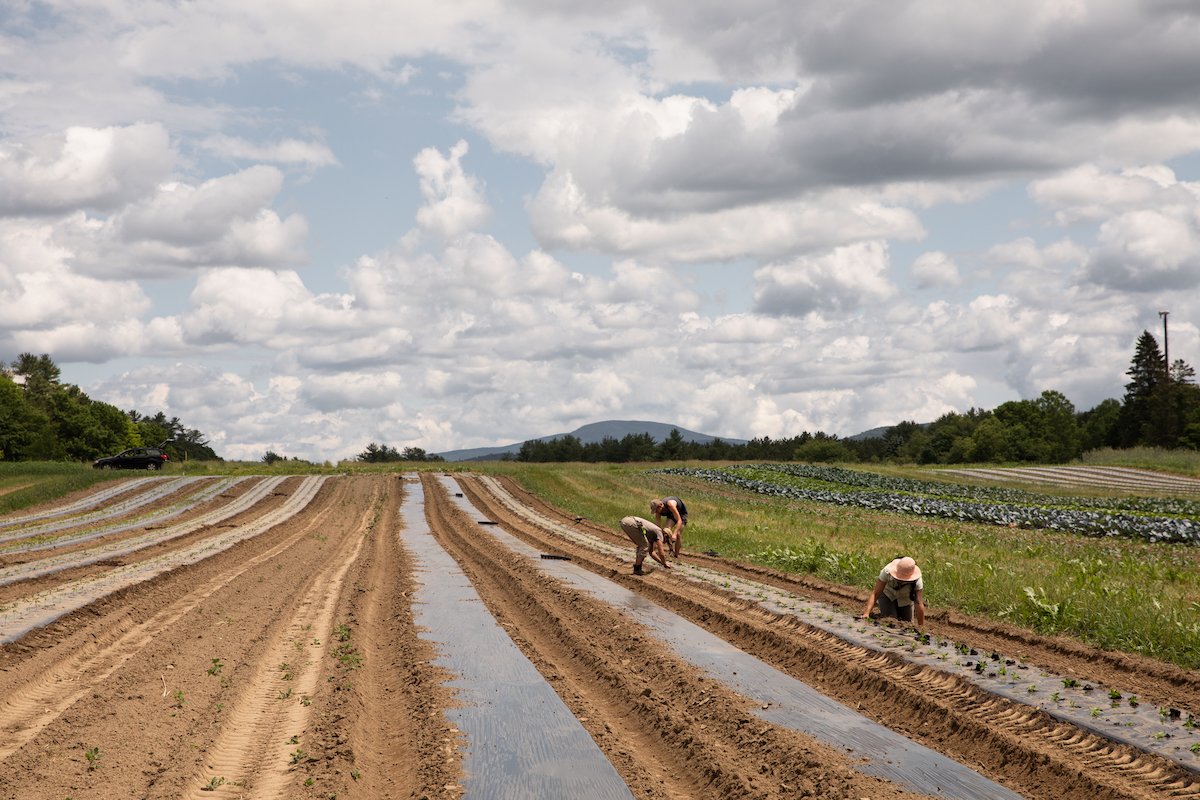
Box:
3, 1, 1200, 462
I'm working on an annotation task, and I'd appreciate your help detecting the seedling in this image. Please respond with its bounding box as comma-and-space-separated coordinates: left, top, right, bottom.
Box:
84, 746, 101, 771
1062, 678, 1078, 689
288, 735, 300, 745
1050, 691, 1062, 703
290, 748, 308, 765
279, 662, 295, 681
1027, 684, 1037, 694
1090, 708, 1102, 718
1129, 695, 1140, 708
278, 688, 293, 700
335, 624, 351, 642
206, 658, 224, 677
1191, 742, 1200, 754
172, 690, 186, 709
350, 769, 361, 781
201, 777, 226, 791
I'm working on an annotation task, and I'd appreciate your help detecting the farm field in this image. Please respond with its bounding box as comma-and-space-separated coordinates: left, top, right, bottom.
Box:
0, 467, 1197, 799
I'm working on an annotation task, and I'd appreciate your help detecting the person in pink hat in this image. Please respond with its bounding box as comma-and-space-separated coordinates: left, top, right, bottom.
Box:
862, 556, 925, 626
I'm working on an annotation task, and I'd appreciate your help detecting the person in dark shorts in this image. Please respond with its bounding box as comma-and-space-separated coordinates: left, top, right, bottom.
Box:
650, 496, 687, 558
862, 556, 925, 626
620, 516, 673, 575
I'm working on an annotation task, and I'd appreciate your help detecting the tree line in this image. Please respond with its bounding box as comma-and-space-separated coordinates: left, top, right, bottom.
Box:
4, 329, 1198, 466
514, 330, 1200, 463
353, 442, 444, 463
0, 353, 219, 463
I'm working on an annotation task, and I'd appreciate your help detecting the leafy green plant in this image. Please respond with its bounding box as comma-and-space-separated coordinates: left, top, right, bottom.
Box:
207, 658, 224, 676
84, 746, 101, 771
201, 777, 225, 791
290, 749, 308, 765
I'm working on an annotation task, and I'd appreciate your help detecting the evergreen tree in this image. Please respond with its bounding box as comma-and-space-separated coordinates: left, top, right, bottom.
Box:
1116, 331, 1165, 447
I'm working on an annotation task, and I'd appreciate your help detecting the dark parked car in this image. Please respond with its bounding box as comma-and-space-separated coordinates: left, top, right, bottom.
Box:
93, 446, 170, 470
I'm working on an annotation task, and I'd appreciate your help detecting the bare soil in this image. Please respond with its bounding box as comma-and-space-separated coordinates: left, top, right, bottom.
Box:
0, 472, 1196, 799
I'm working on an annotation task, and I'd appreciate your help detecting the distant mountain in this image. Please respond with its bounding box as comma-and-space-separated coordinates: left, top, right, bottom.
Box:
436, 419, 748, 462
846, 425, 892, 441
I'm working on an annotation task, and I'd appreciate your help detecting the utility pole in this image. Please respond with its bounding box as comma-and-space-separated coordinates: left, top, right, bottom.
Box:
1159, 310, 1170, 380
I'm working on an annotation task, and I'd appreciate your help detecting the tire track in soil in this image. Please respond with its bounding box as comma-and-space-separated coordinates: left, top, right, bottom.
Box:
0, 477, 331, 768
461, 474, 1200, 800
180, 478, 383, 798
421, 473, 930, 800
299, 475, 461, 800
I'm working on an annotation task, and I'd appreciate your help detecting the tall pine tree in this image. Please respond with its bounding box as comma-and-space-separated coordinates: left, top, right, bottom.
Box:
1115, 331, 1164, 447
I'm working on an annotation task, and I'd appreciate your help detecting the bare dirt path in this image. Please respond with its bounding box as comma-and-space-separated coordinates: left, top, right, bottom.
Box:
0, 473, 1197, 799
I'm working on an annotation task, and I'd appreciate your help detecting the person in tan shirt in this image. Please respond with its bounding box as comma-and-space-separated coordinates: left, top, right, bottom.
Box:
862, 556, 925, 626
620, 515, 673, 575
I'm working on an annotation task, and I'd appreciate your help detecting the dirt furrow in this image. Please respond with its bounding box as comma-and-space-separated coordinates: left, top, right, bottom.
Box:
461, 473, 1200, 800
298, 474, 461, 800
0, 478, 349, 799
181, 478, 382, 798
422, 473, 929, 800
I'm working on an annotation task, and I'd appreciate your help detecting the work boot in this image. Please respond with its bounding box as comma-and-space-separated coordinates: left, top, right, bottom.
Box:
633, 564, 645, 575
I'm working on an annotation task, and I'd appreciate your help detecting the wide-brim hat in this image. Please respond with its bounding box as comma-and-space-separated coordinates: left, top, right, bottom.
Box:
887, 556, 921, 582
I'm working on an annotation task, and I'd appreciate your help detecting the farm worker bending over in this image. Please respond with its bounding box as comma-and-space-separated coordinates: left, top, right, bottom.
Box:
862, 556, 925, 626
620, 516, 673, 576
650, 496, 688, 558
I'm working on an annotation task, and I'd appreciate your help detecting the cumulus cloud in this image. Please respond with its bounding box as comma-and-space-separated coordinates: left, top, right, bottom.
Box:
0, 123, 173, 215
1031, 165, 1200, 292
413, 140, 491, 239
181, 267, 355, 347
909, 251, 961, 289
27, 166, 311, 279
752, 241, 896, 316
